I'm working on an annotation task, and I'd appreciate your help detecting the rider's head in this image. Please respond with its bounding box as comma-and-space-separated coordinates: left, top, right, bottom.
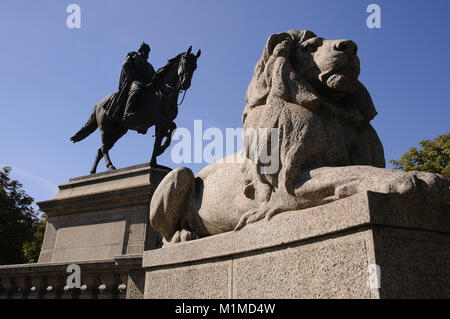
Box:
139, 42, 151, 59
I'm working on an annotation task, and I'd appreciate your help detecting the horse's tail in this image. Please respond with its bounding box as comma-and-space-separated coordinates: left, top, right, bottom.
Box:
70, 106, 98, 143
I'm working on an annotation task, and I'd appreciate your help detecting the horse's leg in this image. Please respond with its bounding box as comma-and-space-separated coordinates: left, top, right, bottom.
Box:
100, 146, 115, 171
159, 122, 176, 154
100, 128, 125, 171
90, 148, 103, 174
150, 125, 164, 167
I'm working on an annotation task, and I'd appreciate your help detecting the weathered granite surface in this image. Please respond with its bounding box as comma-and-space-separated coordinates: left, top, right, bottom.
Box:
37, 163, 168, 263
143, 191, 450, 299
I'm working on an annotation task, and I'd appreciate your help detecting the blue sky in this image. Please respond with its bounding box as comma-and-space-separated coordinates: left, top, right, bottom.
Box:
0, 0, 449, 205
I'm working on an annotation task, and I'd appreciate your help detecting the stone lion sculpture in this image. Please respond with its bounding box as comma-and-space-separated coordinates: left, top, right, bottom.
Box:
149, 30, 449, 245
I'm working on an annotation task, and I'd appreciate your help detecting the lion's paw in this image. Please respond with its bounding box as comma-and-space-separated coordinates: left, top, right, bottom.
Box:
234, 202, 285, 231
162, 229, 198, 247
364, 169, 448, 198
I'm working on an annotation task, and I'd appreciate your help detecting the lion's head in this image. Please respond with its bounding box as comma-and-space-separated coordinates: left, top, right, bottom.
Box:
243, 30, 376, 125
300, 34, 360, 93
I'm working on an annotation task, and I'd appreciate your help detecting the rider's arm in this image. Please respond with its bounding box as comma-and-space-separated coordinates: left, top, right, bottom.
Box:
122, 52, 138, 81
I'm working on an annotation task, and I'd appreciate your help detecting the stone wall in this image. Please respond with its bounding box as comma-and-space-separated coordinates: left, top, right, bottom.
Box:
0, 255, 144, 299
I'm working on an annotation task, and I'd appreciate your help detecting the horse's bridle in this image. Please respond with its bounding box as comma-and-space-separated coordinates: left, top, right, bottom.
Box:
156, 55, 189, 106
158, 83, 187, 106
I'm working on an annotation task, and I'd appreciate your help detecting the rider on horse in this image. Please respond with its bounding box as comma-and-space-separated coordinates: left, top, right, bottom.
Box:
117, 42, 155, 125
71, 45, 201, 174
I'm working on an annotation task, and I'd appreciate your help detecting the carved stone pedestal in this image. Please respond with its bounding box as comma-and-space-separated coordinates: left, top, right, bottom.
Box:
142, 191, 450, 299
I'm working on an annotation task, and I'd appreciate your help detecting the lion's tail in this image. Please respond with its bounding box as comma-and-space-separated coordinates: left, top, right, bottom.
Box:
70, 106, 98, 143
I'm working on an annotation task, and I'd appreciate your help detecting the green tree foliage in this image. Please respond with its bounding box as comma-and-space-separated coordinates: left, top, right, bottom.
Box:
0, 167, 45, 265
390, 132, 450, 180
22, 214, 47, 263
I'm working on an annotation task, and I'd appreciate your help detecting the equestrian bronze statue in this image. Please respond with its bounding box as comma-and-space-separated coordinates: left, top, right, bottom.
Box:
70, 44, 201, 174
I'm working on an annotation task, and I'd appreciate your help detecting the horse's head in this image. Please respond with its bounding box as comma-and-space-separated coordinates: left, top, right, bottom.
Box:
178, 46, 201, 91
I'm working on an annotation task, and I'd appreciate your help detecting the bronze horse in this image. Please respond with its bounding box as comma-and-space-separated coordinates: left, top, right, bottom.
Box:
71, 46, 201, 174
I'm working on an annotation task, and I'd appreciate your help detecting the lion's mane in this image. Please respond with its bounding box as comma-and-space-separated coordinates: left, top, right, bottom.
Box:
241, 30, 385, 195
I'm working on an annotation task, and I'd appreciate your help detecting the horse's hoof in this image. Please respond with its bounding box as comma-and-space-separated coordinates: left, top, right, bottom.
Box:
107, 165, 116, 171
90, 170, 96, 175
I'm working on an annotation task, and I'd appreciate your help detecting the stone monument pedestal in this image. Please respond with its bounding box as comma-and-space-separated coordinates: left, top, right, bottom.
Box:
0, 164, 169, 299
37, 163, 168, 263
142, 191, 450, 299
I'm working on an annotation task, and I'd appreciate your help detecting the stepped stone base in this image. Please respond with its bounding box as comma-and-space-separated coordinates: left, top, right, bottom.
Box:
142, 191, 450, 299
37, 163, 168, 263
